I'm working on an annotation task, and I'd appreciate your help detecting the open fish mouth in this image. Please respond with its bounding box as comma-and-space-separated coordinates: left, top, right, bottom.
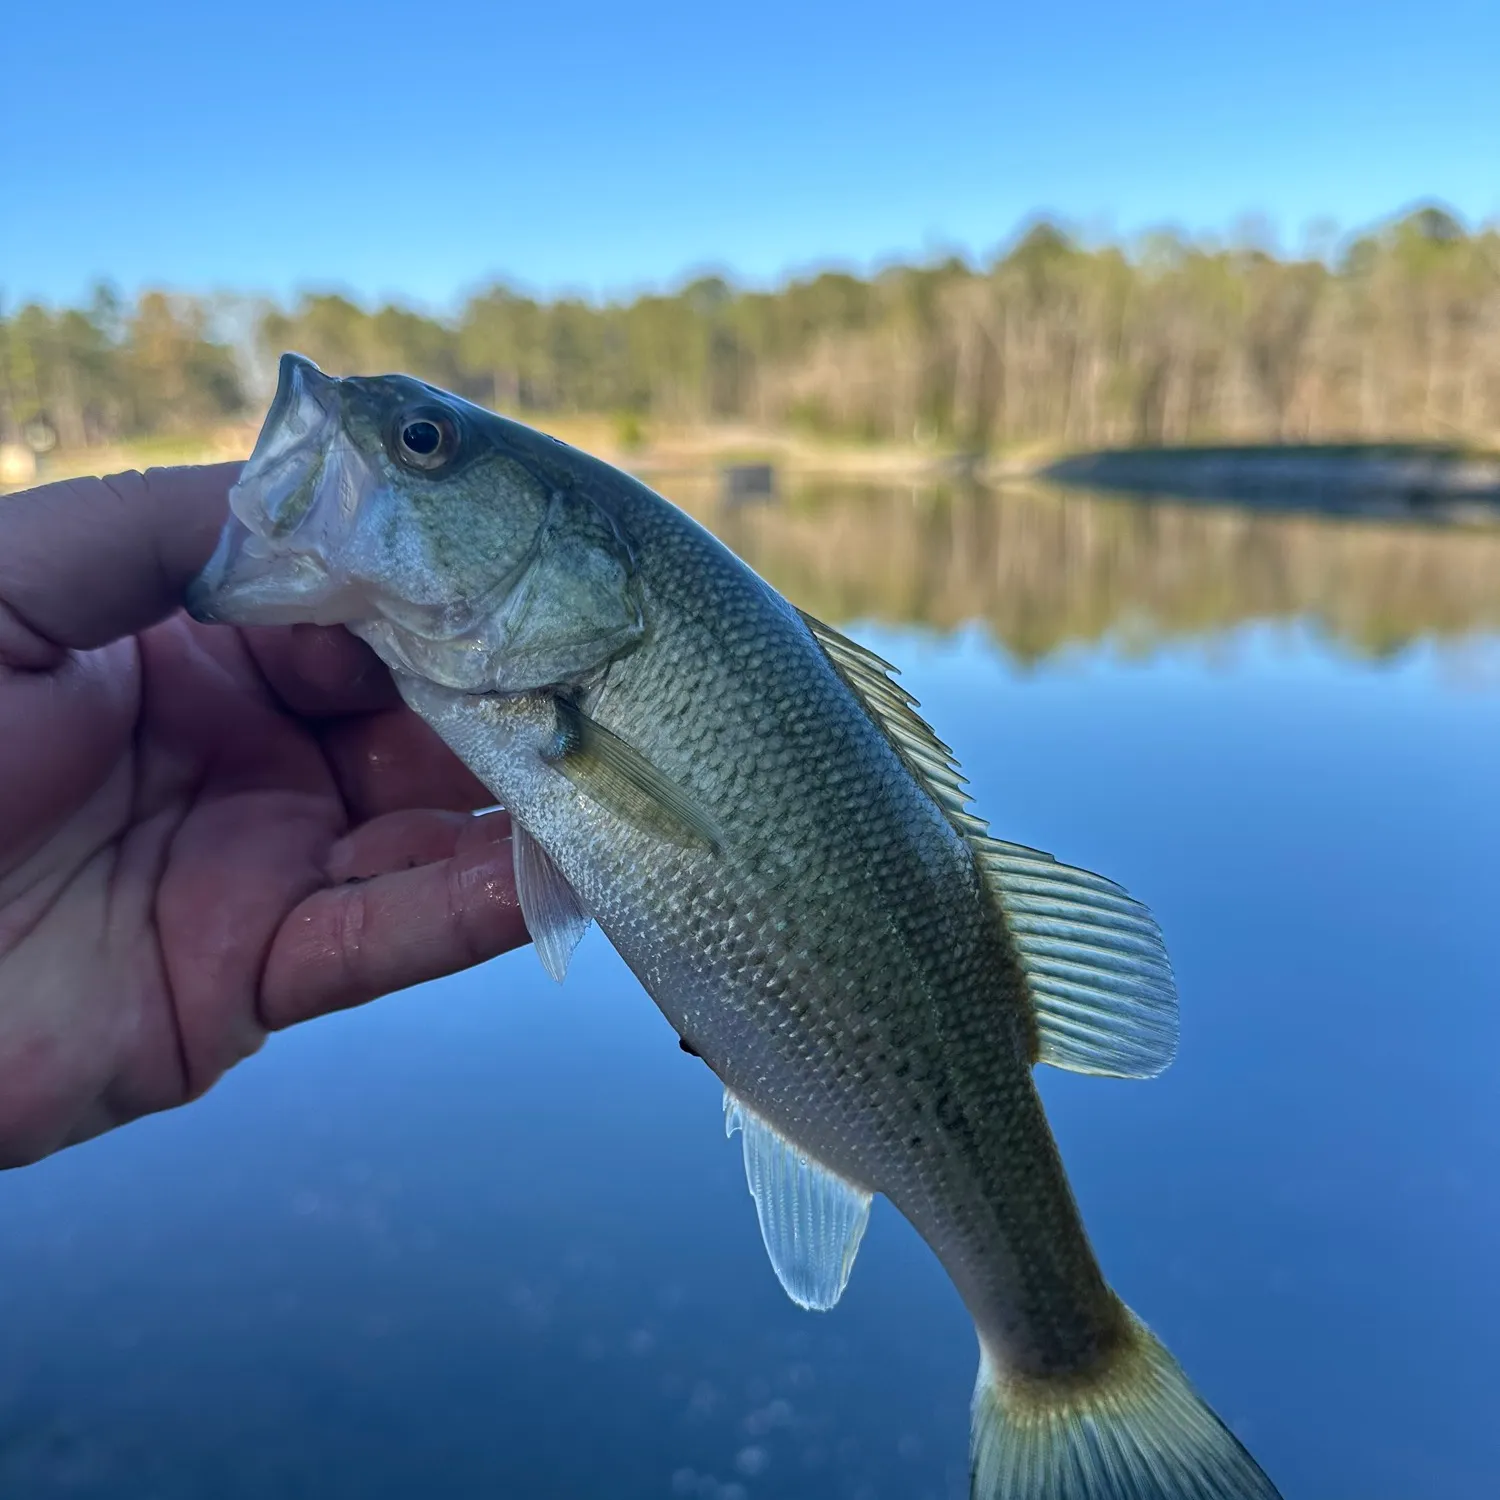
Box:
238, 352, 341, 527
186, 354, 373, 626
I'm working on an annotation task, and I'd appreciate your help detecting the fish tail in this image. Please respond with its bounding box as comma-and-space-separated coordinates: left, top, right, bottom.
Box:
969, 1308, 1282, 1499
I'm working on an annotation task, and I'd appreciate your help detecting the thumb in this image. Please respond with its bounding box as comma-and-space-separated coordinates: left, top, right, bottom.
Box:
0, 463, 240, 659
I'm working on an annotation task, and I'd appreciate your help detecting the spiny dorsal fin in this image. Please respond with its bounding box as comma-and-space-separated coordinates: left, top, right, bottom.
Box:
797, 608, 1178, 1080
796, 609, 987, 838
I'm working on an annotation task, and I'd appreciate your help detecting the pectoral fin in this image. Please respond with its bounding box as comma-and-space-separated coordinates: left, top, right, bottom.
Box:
512, 821, 591, 983
724, 1091, 872, 1311
546, 701, 723, 851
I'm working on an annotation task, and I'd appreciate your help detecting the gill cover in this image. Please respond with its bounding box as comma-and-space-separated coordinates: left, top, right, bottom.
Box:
188, 353, 644, 694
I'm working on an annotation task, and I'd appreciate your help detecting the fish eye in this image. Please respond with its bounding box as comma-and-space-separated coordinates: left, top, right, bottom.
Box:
392, 407, 459, 472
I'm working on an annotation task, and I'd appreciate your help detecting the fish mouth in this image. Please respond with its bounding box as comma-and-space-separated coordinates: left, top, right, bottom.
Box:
186, 353, 371, 626
185, 520, 359, 625
241, 351, 340, 515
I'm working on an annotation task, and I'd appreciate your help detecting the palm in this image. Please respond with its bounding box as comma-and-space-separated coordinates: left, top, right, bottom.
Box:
0, 609, 525, 1167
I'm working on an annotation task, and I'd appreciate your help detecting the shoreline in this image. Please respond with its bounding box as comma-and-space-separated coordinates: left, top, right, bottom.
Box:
1040, 444, 1500, 513
6, 427, 1498, 512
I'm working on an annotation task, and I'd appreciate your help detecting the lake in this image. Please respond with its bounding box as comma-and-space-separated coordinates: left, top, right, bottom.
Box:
2, 478, 1497, 1500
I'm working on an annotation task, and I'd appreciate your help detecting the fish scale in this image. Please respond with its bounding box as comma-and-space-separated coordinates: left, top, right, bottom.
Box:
187, 351, 1285, 1500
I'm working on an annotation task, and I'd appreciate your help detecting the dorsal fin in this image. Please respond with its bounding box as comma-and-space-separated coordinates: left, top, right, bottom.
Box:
971, 838, 1177, 1077
795, 609, 987, 838
798, 609, 1178, 1079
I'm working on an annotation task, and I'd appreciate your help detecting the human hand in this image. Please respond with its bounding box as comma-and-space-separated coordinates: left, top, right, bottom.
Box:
0, 464, 529, 1168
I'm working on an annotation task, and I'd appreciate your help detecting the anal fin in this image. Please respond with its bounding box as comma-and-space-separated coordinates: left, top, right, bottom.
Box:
724, 1091, 872, 1311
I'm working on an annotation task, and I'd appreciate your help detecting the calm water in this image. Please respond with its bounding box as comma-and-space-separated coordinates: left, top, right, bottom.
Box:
2, 482, 1498, 1500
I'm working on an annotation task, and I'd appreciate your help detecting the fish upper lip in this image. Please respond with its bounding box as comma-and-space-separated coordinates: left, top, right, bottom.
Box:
260, 353, 335, 438
228, 353, 340, 523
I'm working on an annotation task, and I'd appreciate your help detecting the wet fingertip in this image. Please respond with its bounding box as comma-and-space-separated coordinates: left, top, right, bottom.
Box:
452, 839, 524, 923
459, 843, 518, 893
325, 807, 472, 883
474, 807, 513, 839
454, 807, 514, 860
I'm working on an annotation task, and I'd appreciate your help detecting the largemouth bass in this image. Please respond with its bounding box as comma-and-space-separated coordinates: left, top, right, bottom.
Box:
188, 354, 1283, 1499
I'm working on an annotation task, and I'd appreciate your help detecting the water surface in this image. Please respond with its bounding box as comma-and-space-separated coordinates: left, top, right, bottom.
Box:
2, 481, 1496, 1499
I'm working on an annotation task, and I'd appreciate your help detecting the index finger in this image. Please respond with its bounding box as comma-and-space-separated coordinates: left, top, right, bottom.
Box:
0, 464, 240, 657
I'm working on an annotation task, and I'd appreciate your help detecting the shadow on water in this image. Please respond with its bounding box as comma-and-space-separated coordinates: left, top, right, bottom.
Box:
661, 474, 1500, 660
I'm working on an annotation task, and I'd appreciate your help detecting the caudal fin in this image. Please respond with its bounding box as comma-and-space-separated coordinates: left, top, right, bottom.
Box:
970, 1310, 1282, 1499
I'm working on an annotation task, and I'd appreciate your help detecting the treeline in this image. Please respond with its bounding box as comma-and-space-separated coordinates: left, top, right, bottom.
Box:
3, 206, 1498, 454
0, 288, 243, 450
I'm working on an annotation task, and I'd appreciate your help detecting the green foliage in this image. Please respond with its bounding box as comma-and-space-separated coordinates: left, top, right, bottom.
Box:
4, 206, 1499, 455
0, 284, 245, 448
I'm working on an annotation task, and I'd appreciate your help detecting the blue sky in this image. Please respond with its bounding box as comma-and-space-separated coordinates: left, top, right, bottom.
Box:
3, 0, 1496, 309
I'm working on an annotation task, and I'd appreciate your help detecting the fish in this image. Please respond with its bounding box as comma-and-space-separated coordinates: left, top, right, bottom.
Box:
188, 353, 1284, 1500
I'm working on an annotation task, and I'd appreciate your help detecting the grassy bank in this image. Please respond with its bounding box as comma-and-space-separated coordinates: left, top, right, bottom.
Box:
1, 417, 1024, 494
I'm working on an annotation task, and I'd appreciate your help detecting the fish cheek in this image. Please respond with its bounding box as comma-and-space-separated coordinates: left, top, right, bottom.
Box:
471, 495, 644, 691
415, 456, 554, 594
337, 488, 445, 604
329, 487, 502, 663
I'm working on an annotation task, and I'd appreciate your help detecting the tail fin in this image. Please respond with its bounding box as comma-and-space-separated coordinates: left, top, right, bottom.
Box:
970, 1310, 1282, 1499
